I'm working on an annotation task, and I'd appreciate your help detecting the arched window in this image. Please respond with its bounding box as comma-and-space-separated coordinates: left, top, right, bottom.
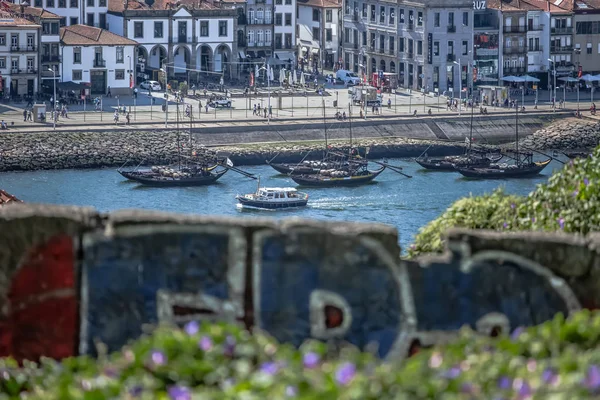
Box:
380, 59, 386, 72
257, 8, 264, 24
371, 57, 376, 73
390, 61, 396, 73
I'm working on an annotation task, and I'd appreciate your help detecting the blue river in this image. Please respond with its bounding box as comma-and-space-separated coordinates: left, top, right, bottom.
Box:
0, 159, 564, 252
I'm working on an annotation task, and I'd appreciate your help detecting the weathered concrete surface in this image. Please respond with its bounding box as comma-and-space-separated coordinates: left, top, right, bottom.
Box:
0, 204, 587, 362
0, 114, 564, 171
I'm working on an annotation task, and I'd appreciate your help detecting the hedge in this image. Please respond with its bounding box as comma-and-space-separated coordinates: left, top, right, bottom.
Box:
4, 311, 600, 399
408, 148, 600, 257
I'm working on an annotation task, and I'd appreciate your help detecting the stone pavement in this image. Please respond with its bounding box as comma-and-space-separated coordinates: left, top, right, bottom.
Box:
0, 86, 596, 134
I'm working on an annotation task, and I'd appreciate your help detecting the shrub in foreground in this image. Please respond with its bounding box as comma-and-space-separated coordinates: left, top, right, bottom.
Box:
4, 311, 600, 399
409, 148, 600, 257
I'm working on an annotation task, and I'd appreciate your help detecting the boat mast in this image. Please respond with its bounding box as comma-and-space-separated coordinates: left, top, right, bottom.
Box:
322, 98, 327, 150
176, 100, 181, 171
468, 95, 474, 155
349, 103, 352, 153
515, 100, 519, 165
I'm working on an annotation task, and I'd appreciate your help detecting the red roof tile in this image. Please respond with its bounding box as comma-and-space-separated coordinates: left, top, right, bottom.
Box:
60, 24, 138, 45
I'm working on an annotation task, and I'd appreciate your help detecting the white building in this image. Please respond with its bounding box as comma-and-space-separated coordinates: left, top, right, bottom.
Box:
60, 24, 137, 95
297, 0, 340, 71
108, 0, 237, 83
26, 0, 109, 27
273, 0, 295, 64
0, 11, 41, 98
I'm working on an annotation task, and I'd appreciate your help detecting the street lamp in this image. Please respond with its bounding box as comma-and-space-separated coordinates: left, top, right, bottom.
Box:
574, 48, 581, 116
160, 66, 168, 127
453, 60, 461, 116
258, 63, 272, 123
48, 67, 56, 130
548, 58, 556, 112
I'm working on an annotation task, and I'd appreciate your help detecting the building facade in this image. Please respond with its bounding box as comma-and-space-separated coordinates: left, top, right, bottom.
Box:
108, 0, 237, 83
60, 24, 137, 95
24, 0, 109, 27
573, 1, 600, 75
297, 0, 340, 71
0, 12, 41, 98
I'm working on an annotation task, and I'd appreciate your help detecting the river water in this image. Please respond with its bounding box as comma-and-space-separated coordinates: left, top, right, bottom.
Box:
0, 159, 564, 252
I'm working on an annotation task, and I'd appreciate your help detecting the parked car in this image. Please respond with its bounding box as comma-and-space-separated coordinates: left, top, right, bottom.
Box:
209, 97, 232, 108
336, 70, 360, 86
140, 80, 162, 91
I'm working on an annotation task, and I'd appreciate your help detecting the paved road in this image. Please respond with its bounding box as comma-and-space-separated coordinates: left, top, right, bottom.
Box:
0, 85, 596, 133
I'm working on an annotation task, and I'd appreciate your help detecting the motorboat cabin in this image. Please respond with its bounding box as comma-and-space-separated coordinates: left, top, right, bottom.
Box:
236, 187, 309, 209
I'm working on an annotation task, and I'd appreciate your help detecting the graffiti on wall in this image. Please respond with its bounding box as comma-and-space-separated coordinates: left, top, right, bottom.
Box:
0, 205, 585, 362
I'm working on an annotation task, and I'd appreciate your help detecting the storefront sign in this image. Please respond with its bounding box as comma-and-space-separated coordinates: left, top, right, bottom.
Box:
427, 33, 433, 64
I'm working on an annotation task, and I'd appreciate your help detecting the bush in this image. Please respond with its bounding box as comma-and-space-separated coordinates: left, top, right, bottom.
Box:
409, 150, 600, 257
179, 82, 188, 95
4, 311, 600, 399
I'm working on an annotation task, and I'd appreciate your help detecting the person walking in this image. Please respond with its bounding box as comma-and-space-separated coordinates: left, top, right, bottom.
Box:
126, 112, 131, 125
23, 109, 27, 122
205, 103, 208, 113
107, 86, 112, 98
253, 104, 257, 115
268, 105, 272, 118
113, 109, 119, 124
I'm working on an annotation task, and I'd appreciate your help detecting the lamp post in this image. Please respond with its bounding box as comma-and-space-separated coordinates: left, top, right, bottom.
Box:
258, 63, 271, 123
160, 66, 168, 127
453, 60, 461, 116
48, 68, 56, 130
548, 58, 556, 112
575, 48, 581, 116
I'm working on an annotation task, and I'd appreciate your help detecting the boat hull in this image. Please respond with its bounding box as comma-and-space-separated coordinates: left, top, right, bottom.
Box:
267, 162, 320, 175
455, 159, 551, 179
119, 170, 227, 186
415, 153, 502, 171
414, 159, 456, 171
291, 168, 384, 187
236, 197, 308, 209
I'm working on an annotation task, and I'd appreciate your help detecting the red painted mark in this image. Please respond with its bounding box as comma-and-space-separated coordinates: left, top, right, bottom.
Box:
0, 234, 76, 362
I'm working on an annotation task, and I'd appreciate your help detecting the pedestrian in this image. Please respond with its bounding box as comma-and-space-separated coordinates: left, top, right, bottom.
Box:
191, 84, 196, 96
23, 109, 27, 122
205, 104, 208, 113
372, 105, 375, 114
27, 110, 32, 121
263, 108, 267, 118
257, 104, 261, 115
314, 77, 318, 88
388, 98, 391, 109
126, 112, 130, 125
113, 109, 119, 124
268, 105, 272, 118
253, 104, 257, 115
107, 86, 112, 97
133, 87, 138, 99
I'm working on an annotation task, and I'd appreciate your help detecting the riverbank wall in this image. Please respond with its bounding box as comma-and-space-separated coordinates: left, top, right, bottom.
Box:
0, 114, 565, 171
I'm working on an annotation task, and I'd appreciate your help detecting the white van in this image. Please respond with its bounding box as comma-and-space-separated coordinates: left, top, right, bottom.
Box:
336, 70, 361, 86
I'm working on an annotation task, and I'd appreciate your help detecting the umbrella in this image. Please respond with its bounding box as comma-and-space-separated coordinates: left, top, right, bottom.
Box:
501, 76, 525, 82
292, 70, 297, 84
521, 75, 540, 82
255, 64, 259, 79
300, 72, 305, 86
580, 74, 600, 82
279, 68, 285, 84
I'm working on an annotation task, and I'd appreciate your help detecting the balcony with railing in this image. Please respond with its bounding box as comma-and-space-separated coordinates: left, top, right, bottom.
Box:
407, 52, 414, 59
503, 45, 527, 54
447, 53, 455, 62
555, 61, 574, 69
503, 66, 526, 74
447, 25, 456, 33
41, 55, 61, 63
528, 24, 544, 31
406, 22, 413, 30
178, 36, 192, 43
352, 12, 359, 21
11, 45, 36, 52
11, 68, 37, 75
93, 59, 106, 68
550, 45, 573, 53
248, 18, 273, 25
503, 25, 527, 33
247, 41, 272, 47
551, 26, 573, 34
527, 45, 543, 52
389, 49, 395, 56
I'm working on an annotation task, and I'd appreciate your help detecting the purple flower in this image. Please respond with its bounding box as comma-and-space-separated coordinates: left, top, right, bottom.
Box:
442, 366, 461, 379
260, 362, 279, 376
531, 217, 536, 223
223, 335, 236, 357
511, 203, 516, 209
199, 336, 213, 352
128, 386, 143, 397
584, 178, 590, 186
503, 222, 508, 228
168, 385, 192, 400
514, 379, 532, 399
335, 362, 356, 386
573, 190, 579, 197
558, 217, 565, 230
461, 383, 475, 394
303, 352, 320, 369
103, 368, 119, 378
497, 376, 512, 390
542, 368, 558, 385
150, 350, 166, 366
184, 321, 199, 336
511, 327, 525, 341
286, 386, 298, 397
584, 365, 600, 392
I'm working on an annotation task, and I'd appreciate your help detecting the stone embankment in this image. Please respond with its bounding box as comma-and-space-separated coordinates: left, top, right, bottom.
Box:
519, 118, 600, 150
0, 130, 467, 172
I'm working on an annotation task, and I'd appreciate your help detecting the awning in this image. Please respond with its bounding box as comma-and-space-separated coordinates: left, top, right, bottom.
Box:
246, 51, 256, 58
238, 51, 247, 60
275, 52, 295, 63
301, 46, 308, 52
266, 56, 285, 66
311, 48, 319, 55
257, 50, 266, 58
57, 81, 90, 91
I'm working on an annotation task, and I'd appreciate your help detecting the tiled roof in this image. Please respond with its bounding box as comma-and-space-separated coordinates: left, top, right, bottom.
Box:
0, 10, 39, 25
487, 0, 543, 11
6, 3, 61, 19
575, 0, 600, 9
297, 0, 340, 8
109, 0, 236, 12
60, 24, 138, 45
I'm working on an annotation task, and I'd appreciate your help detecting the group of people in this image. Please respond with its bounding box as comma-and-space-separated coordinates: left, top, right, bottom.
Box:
113, 108, 131, 125
252, 103, 273, 119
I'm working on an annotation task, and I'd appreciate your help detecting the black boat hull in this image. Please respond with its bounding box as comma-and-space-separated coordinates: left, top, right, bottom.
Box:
267, 162, 320, 175
414, 159, 457, 171
564, 151, 590, 159
119, 170, 227, 186
237, 197, 308, 209
415, 153, 502, 171
291, 168, 385, 187
455, 159, 551, 179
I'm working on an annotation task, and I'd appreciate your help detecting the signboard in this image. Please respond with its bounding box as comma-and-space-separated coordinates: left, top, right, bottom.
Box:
473, 0, 486, 9
427, 33, 433, 64
473, 67, 478, 82
399, 9, 404, 24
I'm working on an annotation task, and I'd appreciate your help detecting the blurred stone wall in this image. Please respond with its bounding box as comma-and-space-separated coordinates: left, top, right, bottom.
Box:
0, 204, 585, 362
